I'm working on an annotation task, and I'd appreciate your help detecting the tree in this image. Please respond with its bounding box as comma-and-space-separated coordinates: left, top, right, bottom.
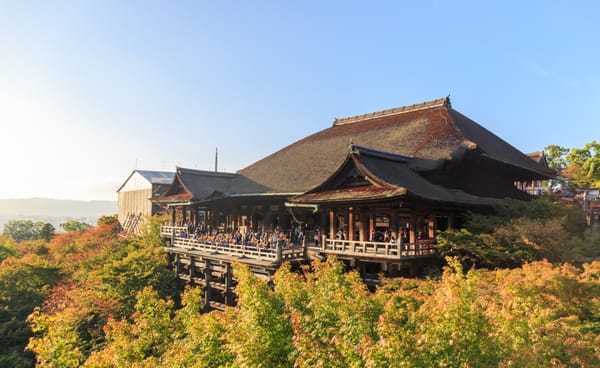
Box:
227, 263, 295, 367
0, 237, 17, 262
565, 140, 600, 188
39, 223, 56, 242
82, 287, 175, 368
0, 254, 61, 368
97, 215, 117, 227
436, 198, 594, 269
274, 259, 383, 367
60, 220, 90, 233
545, 141, 600, 190
2, 220, 45, 242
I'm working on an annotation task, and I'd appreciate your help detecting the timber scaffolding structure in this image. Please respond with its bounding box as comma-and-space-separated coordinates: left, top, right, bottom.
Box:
155, 97, 555, 311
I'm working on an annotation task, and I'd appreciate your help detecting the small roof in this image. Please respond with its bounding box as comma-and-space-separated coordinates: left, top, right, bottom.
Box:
116, 169, 175, 193
525, 151, 549, 167
155, 167, 238, 204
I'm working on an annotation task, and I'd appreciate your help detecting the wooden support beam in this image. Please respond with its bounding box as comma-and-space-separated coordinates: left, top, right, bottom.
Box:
359, 209, 366, 241
189, 256, 195, 284
175, 253, 181, 275
428, 214, 435, 239
348, 209, 354, 241
329, 209, 335, 239
204, 259, 211, 308
224, 263, 232, 306
369, 212, 375, 241
409, 214, 416, 245
390, 209, 399, 240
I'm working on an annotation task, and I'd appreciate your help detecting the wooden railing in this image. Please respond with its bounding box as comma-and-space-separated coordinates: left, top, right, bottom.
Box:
160, 225, 188, 237
320, 237, 436, 260
160, 226, 306, 263
161, 226, 435, 262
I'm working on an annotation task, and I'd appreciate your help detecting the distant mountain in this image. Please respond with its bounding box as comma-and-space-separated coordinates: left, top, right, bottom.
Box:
0, 198, 117, 231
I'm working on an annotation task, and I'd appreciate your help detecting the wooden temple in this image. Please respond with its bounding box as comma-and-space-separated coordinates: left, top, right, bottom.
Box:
154, 97, 554, 310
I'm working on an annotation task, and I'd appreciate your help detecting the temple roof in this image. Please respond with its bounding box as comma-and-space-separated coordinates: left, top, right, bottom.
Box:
291, 145, 501, 206
526, 151, 549, 167
155, 167, 237, 204
236, 97, 554, 194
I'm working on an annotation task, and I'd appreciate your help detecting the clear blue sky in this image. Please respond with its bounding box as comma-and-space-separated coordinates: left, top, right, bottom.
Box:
1, 1, 598, 200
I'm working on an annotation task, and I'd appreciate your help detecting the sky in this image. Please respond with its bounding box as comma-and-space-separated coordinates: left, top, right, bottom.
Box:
0, 1, 599, 201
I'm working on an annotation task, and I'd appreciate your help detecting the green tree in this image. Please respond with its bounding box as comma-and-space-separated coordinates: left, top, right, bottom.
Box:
97, 215, 117, 227
60, 220, 90, 233
0, 237, 17, 262
161, 287, 234, 368
228, 263, 295, 367
39, 223, 56, 242
436, 198, 593, 269
545, 141, 600, 190
82, 287, 175, 368
0, 254, 61, 368
2, 220, 45, 242
565, 140, 600, 188
274, 258, 383, 367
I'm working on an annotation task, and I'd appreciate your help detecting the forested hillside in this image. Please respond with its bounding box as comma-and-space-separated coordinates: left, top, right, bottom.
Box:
1, 200, 600, 367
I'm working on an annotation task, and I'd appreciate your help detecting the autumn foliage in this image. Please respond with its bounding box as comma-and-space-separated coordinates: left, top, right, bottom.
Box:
1, 207, 599, 367
73, 258, 600, 367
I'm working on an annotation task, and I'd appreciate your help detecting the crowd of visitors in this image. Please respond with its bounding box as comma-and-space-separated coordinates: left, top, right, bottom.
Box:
163, 222, 308, 250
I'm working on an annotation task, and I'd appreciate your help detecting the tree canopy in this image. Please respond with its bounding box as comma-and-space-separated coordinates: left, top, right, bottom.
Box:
2, 220, 52, 243
59, 220, 90, 233
545, 140, 600, 190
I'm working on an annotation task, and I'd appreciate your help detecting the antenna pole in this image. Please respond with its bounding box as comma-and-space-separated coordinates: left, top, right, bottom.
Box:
215, 147, 218, 172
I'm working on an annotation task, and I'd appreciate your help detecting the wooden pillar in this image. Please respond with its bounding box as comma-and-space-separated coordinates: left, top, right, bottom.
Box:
390, 209, 399, 240
428, 214, 436, 239
369, 212, 375, 241
319, 211, 327, 238
276, 242, 283, 263
348, 208, 354, 241
329, 209, 335, 239
182, 206, 187, 225
175, 254, 181, 275
189, 256, 195, 284
409, 214, 416, 245
171, 207, 176, 224
416, 215, 424, 239
204, 259, 211, 308
224, 263, 232, 306
448, 215, 454, 231
359, 209, 366, 241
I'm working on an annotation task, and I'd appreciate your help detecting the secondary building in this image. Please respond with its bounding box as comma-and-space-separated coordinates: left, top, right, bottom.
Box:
117, 170, 175, 234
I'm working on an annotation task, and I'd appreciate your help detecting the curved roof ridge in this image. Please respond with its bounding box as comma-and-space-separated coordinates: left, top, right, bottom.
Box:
351, 144, 412, 163
177, 166, 238, 178
333, 96, 450, 126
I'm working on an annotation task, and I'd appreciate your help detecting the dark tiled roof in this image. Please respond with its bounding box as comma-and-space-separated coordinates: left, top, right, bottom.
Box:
292, 145, 500, 206
237, 97, 552, 194
161, 167, 238, 202
449, 110, 555, 177
526, 151, 549, 167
